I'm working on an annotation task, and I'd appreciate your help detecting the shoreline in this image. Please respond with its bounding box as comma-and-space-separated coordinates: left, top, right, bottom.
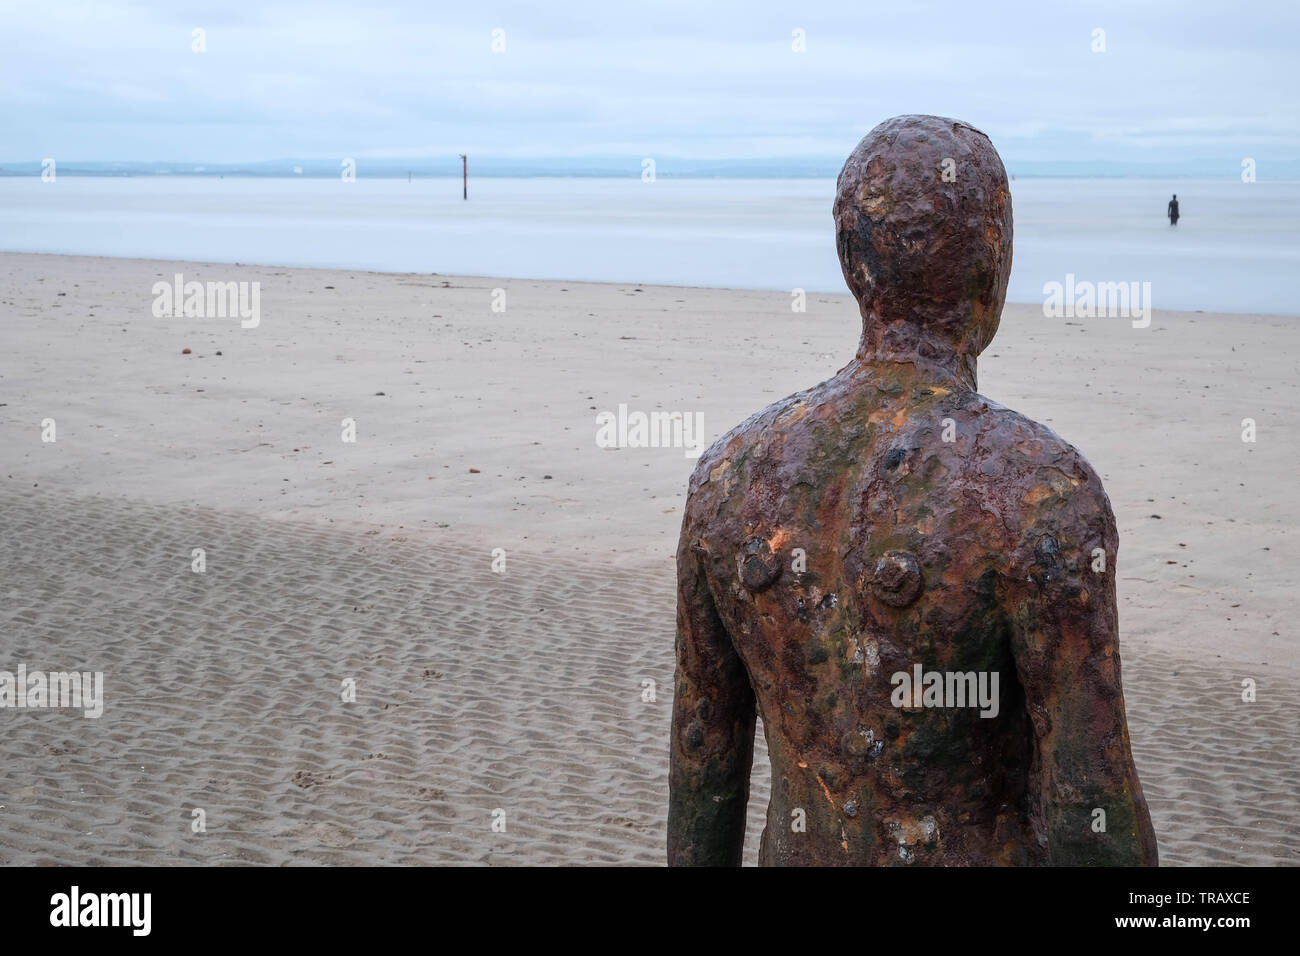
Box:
1, 250, 1294, 320
5, 173, 1299, 314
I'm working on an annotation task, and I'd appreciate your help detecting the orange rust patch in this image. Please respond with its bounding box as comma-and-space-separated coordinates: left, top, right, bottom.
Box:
1023, 484, 1053, 506
777, 402, 809, 426
814, 773, 836, 808
940, 563, 968, 588
858, 187, 888, 217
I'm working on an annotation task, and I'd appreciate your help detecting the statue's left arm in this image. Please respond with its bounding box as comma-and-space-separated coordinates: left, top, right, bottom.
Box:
667, 521, 756, 866
1009, 475, 1159, 866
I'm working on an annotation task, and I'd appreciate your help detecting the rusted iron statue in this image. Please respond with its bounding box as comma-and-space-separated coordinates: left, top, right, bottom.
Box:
668, 115, 1158, 866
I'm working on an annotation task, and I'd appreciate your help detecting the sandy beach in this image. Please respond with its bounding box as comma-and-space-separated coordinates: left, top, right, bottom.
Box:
1, 252, 1296, 865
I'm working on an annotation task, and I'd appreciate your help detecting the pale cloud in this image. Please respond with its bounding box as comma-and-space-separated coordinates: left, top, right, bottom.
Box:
0, 0, 1295, 163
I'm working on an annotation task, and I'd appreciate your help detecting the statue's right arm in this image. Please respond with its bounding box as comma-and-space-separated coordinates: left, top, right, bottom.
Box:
666, 521, 756, 866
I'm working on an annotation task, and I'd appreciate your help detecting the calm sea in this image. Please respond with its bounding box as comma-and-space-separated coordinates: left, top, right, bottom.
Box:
1, 176, 1296, 315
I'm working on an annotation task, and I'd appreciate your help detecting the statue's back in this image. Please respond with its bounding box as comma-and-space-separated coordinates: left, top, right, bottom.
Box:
684, 361, 1123, 864
667, 114, 1157, 867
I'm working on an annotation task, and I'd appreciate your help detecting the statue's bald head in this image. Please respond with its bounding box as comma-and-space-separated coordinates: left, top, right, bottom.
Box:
834, 115, 1012, 380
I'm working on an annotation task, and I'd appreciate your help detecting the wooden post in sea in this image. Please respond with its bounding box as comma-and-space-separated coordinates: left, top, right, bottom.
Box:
459, 154, 467, 200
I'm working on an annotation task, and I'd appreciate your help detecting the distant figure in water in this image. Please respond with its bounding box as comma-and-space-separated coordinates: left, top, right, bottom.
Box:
1168, 194, 1180, 226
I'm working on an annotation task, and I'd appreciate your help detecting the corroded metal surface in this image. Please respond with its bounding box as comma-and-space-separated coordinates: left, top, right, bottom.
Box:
668, 115, 1158, 866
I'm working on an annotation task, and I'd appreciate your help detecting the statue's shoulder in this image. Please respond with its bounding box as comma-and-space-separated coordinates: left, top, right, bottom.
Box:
965, 395, 1117, 565
967, 395, 1102, 484
686, 383, 824, 500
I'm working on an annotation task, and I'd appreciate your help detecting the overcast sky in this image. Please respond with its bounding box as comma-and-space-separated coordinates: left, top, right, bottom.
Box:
2, 0, 1296, 163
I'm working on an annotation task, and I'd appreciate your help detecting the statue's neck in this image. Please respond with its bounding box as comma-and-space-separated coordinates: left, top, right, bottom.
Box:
855, 337, 977, 391
853, 306, 982, 391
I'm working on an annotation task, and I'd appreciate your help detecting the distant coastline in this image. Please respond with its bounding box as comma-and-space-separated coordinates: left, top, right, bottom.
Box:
3, 157, 1298, 179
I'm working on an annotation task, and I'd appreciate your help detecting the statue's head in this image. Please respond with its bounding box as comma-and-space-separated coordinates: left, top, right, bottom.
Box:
834, 115, 1012, 377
